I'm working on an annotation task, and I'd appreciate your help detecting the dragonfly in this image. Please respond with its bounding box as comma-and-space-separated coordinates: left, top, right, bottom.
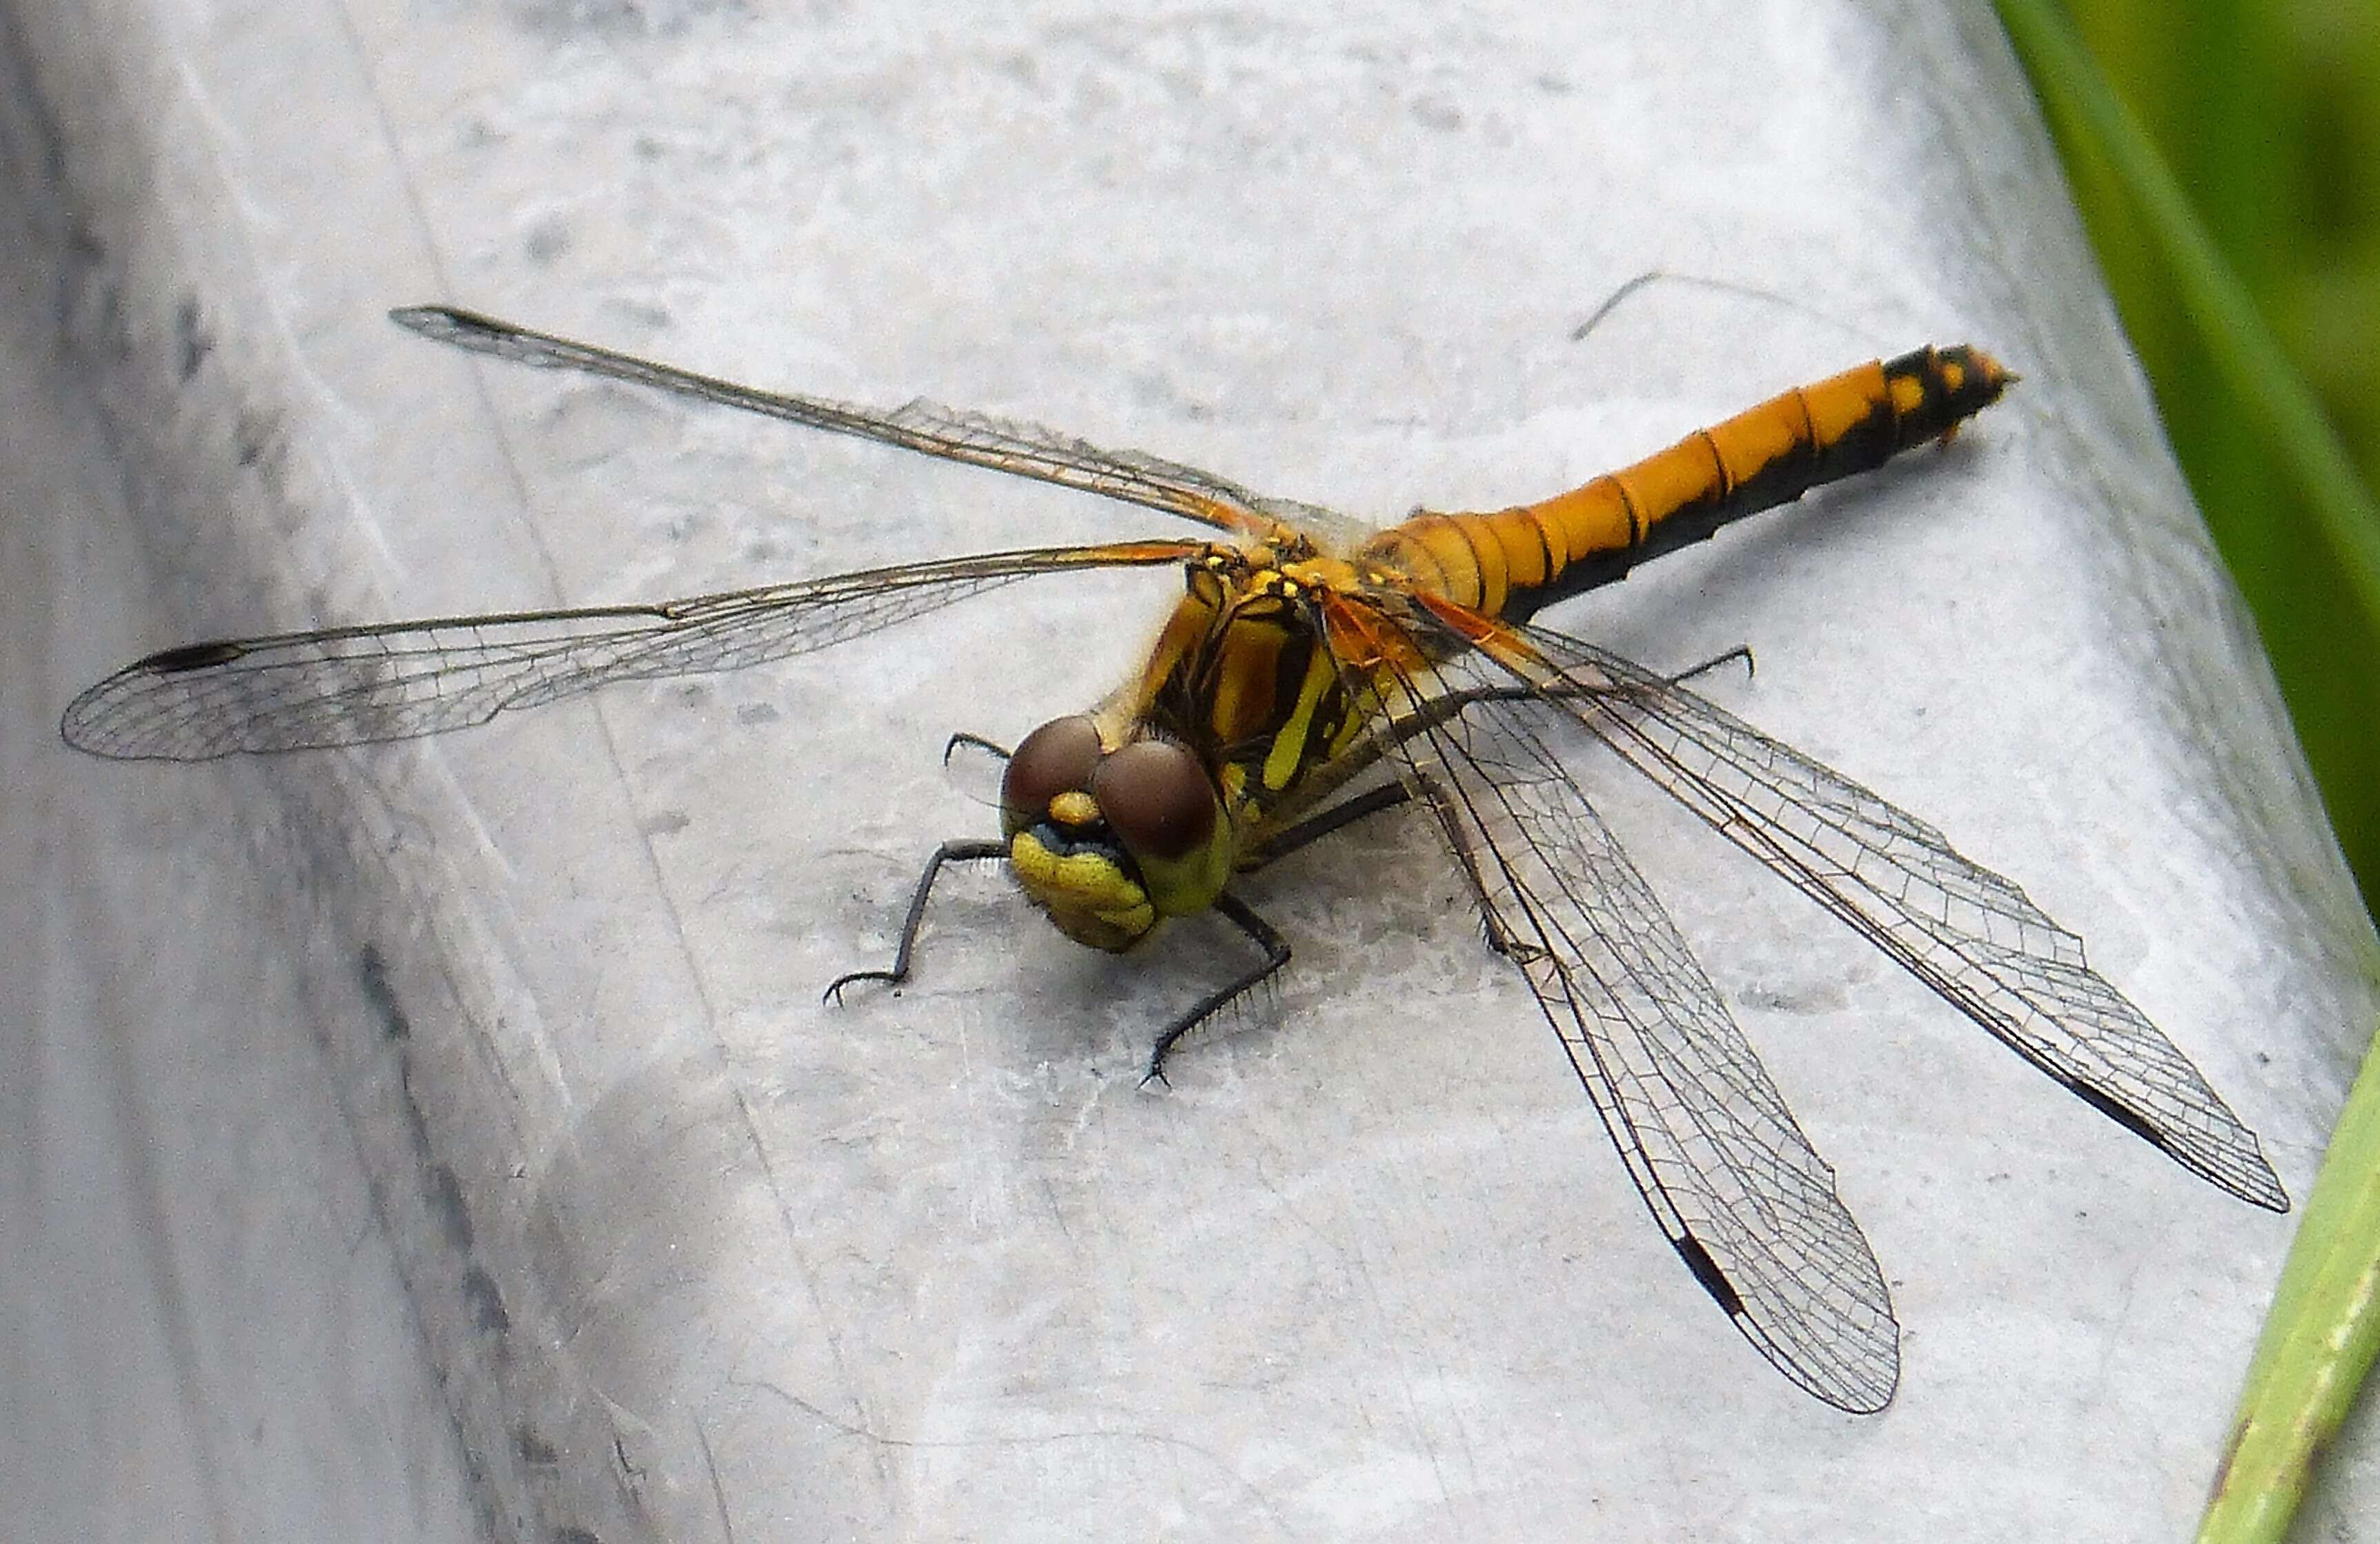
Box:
61, 305, 2290, 1414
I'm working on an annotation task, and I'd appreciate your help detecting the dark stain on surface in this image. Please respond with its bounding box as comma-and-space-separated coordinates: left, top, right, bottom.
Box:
175, 295, 213, 382
357, 945, 413, 1042
429, 1163, 475, 1250
462, 1265, 511, 1336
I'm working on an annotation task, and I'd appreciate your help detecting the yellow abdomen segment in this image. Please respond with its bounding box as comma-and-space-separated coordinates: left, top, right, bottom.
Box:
1359, 346, 2012, 622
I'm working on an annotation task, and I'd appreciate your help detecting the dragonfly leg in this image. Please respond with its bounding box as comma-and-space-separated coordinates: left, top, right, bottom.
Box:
1142, 891, 1290, 1086
943, 730, 1012, 764
823, 837, 1010, 1001
1357, 647, 1749, 738
1666, 644, 1754, 686
1270, 659, 1745, 837
1399, 767, 1551, 965
1262, 764, 1546, 964
1244, 781, 1415, 866
1253, 768, 1546, 964
1568, 267, 1838, 344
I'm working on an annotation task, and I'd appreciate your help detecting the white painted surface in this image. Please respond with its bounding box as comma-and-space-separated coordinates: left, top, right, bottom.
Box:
8, 1, 2375, 1539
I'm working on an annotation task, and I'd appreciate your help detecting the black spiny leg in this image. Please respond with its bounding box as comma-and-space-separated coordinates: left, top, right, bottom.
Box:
824, 838, 1009, 1001
1244, 781, 1415, 867
1137, 781, 1428, 1083
1143, 892, 1290, 1087
1278, 764, 1548, 967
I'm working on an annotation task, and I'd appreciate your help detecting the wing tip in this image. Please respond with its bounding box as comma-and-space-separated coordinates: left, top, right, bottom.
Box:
2059, 1075, 2292, 1212
2234, 1155, 2292, 1214
1811, 1365, 1899, 1416
1673, 1227, 1900, 1414
1764, 1318, 1900, 1415
59, 684, 148, 761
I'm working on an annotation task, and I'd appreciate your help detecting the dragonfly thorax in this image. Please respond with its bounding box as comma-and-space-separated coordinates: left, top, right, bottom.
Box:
999, 714, 1233, 952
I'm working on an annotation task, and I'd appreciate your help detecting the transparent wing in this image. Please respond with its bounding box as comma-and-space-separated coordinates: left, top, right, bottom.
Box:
1348, 615, 1900, 1412
1485, 617, 2288, 1213
62, 540, 1208, 761
393, 307, 1373, 549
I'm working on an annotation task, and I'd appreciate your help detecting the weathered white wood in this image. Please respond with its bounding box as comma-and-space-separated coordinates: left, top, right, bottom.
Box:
9, 0, 2374, 1538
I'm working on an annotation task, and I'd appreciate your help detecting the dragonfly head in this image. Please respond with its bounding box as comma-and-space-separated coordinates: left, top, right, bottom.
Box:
999, 714, 1232, 952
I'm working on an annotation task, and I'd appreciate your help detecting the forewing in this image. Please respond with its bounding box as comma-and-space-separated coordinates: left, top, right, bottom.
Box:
1507, 622, 2288, 1213
393, 307, 1373, 547
62, 540, 1207, 761
1348, 623, 1899, 1412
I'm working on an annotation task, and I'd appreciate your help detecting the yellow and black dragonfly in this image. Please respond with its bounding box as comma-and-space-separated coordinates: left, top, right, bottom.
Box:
62, 306, 2288, 1413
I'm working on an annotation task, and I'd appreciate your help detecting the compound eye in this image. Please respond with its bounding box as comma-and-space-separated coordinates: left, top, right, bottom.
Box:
1091, 740, 1216, 862
1003, 716, 1104, 823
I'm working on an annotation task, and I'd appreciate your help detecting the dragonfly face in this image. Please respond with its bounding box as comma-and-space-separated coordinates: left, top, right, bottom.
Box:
58, 304, 2289, 1416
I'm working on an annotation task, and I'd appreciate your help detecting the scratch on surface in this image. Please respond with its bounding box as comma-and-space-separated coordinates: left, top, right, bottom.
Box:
1064, 1073, 1105, 1153
956, 999, 991, 1229
724, 1082, 892, 1496
736, 1376, 1299, 1536
2087, 1238, 2152, 1409
1038, 1171, 1076, 1248
694, 1414, 737, 1544
1330, 1195, 1458, 1518
424, 754, 526, 890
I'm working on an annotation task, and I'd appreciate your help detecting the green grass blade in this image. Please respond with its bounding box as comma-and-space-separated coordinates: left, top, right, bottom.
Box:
2194, 1019, 2380, 1543
1995, 0, 2380, 619
1993, 5, 2380, 1541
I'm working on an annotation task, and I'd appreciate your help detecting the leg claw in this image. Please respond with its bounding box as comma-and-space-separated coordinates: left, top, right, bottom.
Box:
823, 969, 900, 1004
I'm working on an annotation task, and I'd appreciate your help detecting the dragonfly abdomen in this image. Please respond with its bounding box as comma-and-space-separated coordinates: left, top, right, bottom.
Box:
1360, 346, 2012, 623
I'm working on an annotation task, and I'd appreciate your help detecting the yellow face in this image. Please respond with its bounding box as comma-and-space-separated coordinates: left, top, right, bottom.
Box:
999, 714, 1232, 952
